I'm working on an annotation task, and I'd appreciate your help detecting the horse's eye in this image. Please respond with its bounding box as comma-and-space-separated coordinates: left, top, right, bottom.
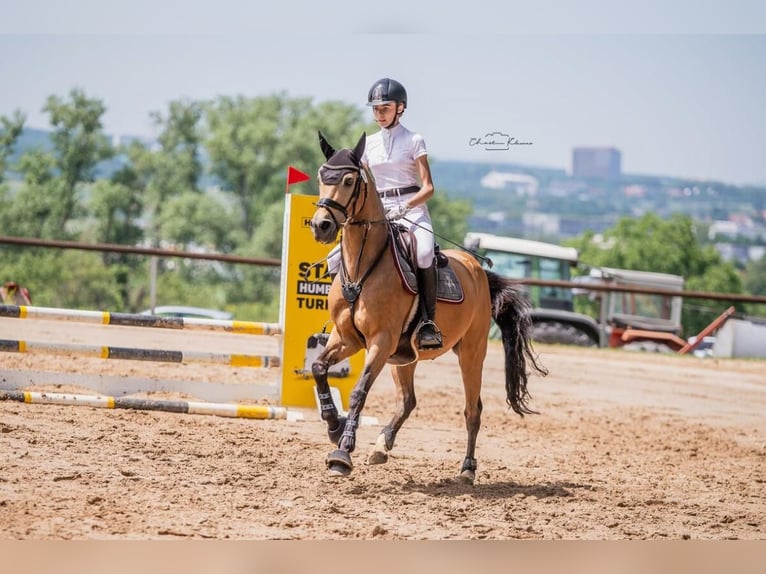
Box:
343, 176, 355, 187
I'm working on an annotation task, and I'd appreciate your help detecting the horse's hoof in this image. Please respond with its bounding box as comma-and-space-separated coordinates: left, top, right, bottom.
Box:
456, 470, 475, 485
328, 463, 352, 477
326, 449, 353, 476
327, 416, 347, 446
367, 450, 389, 465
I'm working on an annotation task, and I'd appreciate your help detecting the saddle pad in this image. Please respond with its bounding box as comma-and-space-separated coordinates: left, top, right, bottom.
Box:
388, 233, 464, 303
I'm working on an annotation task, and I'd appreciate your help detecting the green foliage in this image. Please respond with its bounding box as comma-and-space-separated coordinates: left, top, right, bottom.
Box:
227, 228, 284, 317
43, 89, 114, 232
1, 151, 68, 238
428, 190, 472, 248
119, 99, 205, 244
2, 90, 113, 239
150, 100, 204, 193
744, 255, 766, 296
204, 93, 367, 239
743, 255, 766, 317
0, 110, 25, 177
0, 249, 125, 309
85, 179, 144, 248
154, 191, 236, 248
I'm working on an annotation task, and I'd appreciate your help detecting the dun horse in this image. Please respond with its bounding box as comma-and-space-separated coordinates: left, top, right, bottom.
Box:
309, 132, 547, 483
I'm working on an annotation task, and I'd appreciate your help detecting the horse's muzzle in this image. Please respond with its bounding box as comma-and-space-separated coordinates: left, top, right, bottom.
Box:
309, 214, 338, 244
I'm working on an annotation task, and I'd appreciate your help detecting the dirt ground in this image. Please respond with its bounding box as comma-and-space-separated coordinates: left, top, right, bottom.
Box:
0, 319, 764, 540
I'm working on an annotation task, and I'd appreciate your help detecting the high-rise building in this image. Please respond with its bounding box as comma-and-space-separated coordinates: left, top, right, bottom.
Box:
571, 147, 622, 179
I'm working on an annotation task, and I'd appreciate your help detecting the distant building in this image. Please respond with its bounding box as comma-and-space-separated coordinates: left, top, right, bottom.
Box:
522, 212, 560, 236
480, 170, 539, 195
623, 184, 646, 198
571, 147, 622, 180
708, 220, 742, 240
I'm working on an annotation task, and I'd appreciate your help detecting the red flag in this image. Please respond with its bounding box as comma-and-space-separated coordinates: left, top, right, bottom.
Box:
287, 166, 311, 185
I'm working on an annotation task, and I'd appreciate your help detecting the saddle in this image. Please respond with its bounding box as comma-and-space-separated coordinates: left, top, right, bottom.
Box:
388, 224, 464, 303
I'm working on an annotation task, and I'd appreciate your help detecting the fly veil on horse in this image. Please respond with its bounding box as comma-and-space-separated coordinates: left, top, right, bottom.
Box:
309, 132, 547, 483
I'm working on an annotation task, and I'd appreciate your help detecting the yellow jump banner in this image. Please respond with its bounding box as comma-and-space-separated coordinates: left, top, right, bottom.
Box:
279, 192, 364, 409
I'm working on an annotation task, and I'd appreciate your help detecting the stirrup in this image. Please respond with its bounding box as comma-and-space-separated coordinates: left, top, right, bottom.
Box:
416, 320, 443, 350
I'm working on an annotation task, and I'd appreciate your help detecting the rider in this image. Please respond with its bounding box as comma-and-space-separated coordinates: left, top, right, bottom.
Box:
328, 77, 442, 350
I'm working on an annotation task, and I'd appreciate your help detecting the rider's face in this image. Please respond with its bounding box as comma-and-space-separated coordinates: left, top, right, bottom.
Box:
372, 102, 401, 127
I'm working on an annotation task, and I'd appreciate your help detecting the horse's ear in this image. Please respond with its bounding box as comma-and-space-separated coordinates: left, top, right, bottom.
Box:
318, 131, 335, 160
352, 132, 366, 163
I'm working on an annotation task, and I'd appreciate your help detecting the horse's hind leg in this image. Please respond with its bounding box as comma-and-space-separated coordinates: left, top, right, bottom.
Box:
456, 347, 486, 485
368, 362, 417, 465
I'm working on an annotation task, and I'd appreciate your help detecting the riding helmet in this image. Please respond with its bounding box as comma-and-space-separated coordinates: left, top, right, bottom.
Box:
367, 78, 408, 109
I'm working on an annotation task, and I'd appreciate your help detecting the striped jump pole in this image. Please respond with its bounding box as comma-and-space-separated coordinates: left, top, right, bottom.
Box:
0, 389, 297, 420
0, 304, 282, 336
0, 339, 280, 368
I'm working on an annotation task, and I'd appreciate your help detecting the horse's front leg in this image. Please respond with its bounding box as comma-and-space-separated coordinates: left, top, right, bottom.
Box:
311, 330, 360, 445
326, 342, 391, 477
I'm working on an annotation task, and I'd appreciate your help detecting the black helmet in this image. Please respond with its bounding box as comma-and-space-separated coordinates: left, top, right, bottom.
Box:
367, 78, 407, 109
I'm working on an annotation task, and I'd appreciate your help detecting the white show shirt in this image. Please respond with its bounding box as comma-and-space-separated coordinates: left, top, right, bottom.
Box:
362, 123, 427, 191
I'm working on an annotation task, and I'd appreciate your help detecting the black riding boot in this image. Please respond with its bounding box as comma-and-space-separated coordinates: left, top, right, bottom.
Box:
416, 262, 443, 350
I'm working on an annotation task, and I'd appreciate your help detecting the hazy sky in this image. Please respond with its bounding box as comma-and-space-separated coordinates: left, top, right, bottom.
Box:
2, 1, 765, 185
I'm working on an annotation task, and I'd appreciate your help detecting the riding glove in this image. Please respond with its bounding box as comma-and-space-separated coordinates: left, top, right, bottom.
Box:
386, 203, 410, 221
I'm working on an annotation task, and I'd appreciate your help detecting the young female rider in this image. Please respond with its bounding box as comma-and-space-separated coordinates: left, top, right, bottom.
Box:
327, 77, 442, 350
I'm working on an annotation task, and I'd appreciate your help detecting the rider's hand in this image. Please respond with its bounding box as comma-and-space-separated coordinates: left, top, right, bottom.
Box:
386, 203, 410, 221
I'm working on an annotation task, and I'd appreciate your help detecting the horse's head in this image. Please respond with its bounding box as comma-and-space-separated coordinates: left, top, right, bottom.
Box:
309, 132, 370, 244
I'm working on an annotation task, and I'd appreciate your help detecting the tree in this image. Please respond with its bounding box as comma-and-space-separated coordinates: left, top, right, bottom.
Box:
87, 170, 145, 249
428, 189, 472, 249
0, 110, 25, 178
1, 90, 113, 239
744, 254, 766, 296
154, 191, 237, 248
204, 93, 367, 244
2, 150, 67, 238
120, 99, 205, 246
0, 111, 27, 234
743, 254, 766, 318
43, 88, 114, 234
0, 249, 125, 309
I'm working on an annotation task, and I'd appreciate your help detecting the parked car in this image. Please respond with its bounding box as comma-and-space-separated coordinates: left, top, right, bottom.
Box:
140, 306, 233, 320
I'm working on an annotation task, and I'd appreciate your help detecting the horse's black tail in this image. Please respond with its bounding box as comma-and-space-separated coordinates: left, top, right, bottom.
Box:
486, 270, 548, 416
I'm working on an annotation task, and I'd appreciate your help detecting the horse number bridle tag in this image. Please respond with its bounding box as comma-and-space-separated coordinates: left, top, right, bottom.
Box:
341, 281, 362, 304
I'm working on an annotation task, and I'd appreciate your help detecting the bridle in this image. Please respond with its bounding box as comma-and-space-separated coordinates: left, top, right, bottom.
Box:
316, 163, 368, 227
316, 161, 389, 319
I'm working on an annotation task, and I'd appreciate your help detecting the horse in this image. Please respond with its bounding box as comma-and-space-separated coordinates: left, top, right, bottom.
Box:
308, 132, 547, 484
